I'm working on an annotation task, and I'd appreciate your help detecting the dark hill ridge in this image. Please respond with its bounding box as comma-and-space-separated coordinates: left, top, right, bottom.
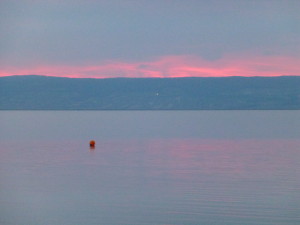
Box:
0, 75, 299, 109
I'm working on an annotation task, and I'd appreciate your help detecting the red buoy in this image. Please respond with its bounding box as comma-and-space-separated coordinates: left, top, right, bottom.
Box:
89, 140, 95, 147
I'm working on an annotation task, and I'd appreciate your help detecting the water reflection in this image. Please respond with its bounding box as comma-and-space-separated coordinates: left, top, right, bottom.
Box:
1, 138, 300, 225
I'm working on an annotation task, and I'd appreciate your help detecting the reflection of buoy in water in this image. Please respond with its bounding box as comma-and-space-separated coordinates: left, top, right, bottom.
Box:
89, 140, 95, 148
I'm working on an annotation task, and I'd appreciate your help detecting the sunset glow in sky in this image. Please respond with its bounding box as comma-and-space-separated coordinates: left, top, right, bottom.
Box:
1, 0, 300, 78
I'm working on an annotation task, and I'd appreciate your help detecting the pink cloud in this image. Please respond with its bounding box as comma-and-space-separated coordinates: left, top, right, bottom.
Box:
0, 54, 299, 78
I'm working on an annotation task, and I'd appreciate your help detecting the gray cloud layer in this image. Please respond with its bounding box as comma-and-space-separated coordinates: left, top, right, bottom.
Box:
1, 0, 300, 68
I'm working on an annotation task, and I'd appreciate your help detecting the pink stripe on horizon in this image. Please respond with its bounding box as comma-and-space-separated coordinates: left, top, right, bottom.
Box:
0, 54, 299, 78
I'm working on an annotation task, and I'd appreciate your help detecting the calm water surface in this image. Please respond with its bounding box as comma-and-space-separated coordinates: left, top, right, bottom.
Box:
0, 111, 299, 225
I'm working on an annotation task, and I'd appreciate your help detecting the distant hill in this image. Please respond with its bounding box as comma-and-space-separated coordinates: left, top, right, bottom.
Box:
0, 75, 299, 110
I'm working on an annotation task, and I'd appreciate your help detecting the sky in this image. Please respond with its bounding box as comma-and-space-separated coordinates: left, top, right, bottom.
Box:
0, 0, 300, 78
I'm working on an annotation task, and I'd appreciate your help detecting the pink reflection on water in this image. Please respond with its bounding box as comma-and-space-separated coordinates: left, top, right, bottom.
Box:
141, 138, 300, 181
2, 138, 298, 180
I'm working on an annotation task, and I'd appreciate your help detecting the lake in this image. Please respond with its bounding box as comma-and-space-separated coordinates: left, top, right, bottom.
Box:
0, 110, 299, 225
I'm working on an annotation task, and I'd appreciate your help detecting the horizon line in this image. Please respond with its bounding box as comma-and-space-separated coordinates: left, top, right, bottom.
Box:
1, 74, 300, 79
